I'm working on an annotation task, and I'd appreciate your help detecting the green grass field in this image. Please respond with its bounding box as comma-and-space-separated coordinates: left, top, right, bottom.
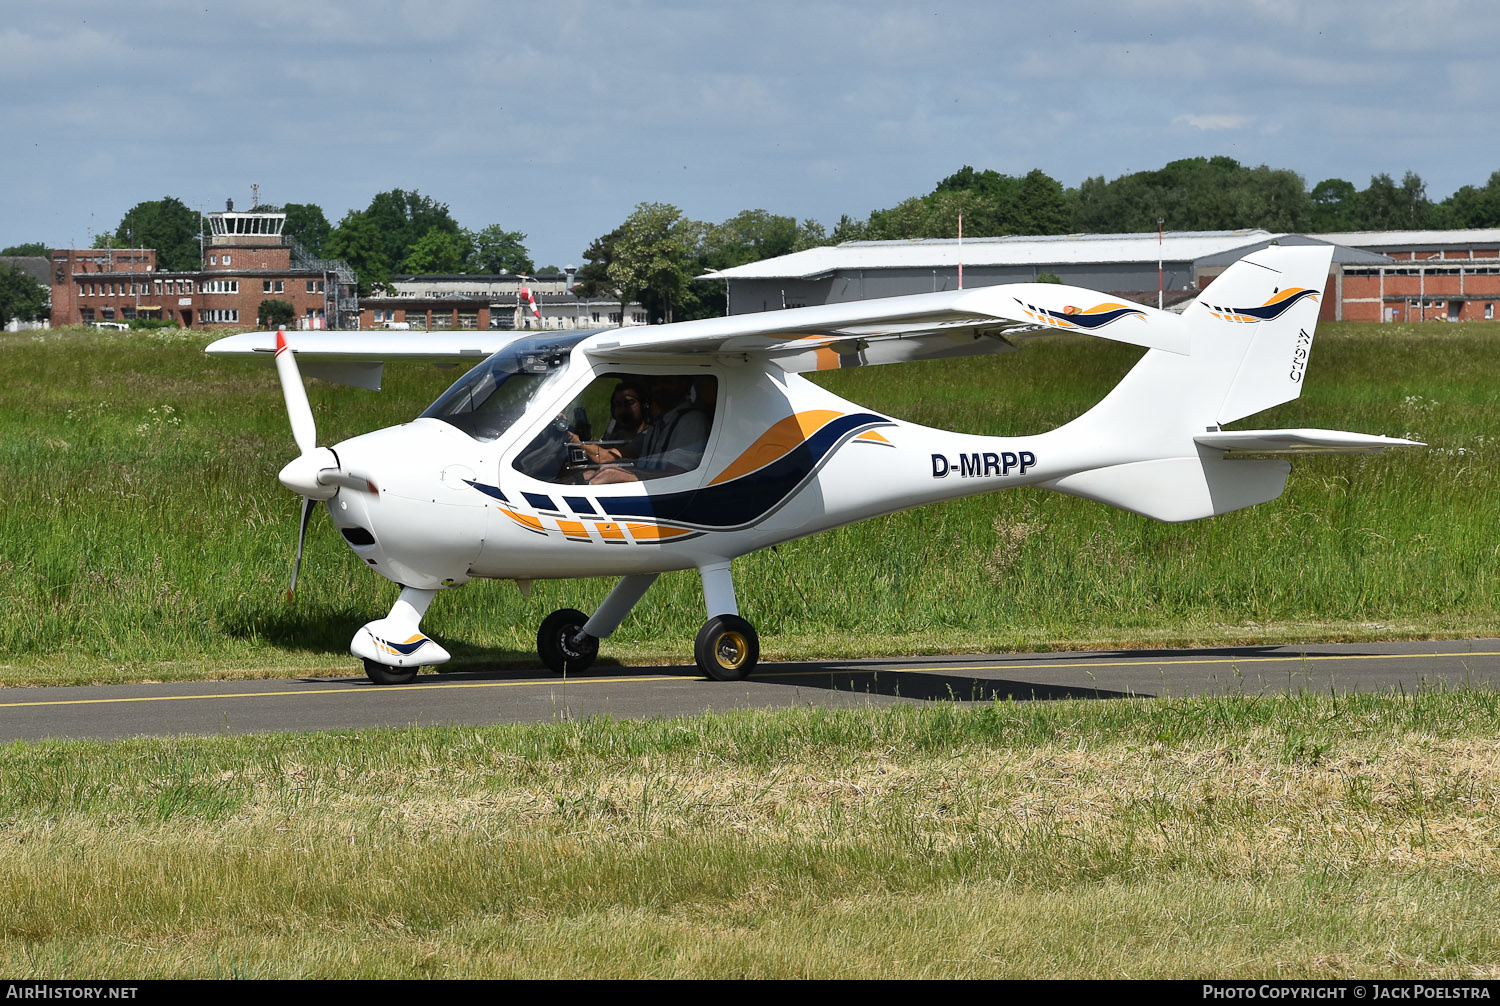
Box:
1, 322, 1496, 685
4, 323, 1499, 979
4, 695, 1500, 978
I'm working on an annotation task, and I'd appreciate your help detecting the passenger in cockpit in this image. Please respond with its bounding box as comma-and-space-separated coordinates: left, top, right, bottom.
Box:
584, 374, 711, 484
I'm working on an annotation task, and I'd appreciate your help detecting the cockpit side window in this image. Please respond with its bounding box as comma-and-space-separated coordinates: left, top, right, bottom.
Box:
512, 371, 718, 484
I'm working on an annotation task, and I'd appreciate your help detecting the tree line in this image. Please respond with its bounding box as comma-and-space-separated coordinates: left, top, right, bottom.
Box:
577, 161, 1500, 323
5, 158, 1500, 325
841, 160, 1500, 240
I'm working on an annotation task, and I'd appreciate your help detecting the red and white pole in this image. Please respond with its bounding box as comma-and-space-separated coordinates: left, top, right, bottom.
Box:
957, 212, 964, 290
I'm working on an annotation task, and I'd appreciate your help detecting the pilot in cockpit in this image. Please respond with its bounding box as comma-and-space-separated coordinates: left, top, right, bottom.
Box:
581, 374, 712, 484
567, 378, 649, 468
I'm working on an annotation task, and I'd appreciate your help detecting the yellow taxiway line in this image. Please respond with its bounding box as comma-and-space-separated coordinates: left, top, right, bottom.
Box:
0, 649, 1496, 711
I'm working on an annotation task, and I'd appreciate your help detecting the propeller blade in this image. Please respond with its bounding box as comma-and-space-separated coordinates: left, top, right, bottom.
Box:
288, 495, 316, 601
273, 327, 317, 456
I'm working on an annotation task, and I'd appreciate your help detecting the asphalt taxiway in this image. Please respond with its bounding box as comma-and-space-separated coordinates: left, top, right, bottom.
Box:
2, 638, 1497, 743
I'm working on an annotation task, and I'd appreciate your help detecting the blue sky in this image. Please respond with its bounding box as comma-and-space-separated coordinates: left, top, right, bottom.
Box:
3, 0, 1496, 267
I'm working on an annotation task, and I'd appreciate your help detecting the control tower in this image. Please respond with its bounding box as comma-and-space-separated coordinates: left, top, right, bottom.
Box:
199, 188, 359, 328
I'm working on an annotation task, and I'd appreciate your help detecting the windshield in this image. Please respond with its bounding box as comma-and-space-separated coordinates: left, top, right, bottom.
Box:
419, 333, 590, 442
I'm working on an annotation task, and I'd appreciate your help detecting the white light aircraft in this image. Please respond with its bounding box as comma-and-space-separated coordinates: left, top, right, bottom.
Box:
207, 245, 1419, 684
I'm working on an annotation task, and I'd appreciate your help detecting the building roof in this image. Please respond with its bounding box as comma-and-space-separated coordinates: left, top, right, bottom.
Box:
700, 230, 1406, 281
1193, 234, 1390, 267
700, 230, 1280, 280
1312, 228, 1500, 248
0, 256, 50, 285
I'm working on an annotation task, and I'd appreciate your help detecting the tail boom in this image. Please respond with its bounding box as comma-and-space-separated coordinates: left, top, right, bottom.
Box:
1026, 245, 1420, 521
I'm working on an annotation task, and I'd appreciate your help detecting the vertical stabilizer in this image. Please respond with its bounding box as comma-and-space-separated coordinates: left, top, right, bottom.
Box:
1061, 243, 1334, 454
1039, 244, 1336, 521
1187, 244, 1333, 424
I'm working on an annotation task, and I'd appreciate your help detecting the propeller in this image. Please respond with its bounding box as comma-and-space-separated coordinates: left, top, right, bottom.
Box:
271, 327, 378, 600
289, 495, 316, 601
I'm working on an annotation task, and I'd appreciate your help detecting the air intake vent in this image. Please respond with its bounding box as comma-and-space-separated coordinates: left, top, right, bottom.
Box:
340, 526, 376, 546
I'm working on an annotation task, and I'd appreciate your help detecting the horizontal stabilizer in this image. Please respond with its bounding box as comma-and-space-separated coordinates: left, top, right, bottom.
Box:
206, 331, 534, 362
1196, 429, 1424, 455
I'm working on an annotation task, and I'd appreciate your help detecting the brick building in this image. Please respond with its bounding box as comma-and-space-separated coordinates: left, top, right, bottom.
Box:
48, 247, 158, 327
49, 201, 358, 329
1313, 229, 1500, 322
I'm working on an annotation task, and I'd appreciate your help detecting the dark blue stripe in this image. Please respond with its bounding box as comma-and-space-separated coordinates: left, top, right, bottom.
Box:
464, 480, 508, 503
522, 492, 557, 511
1234, 289, 1318, 320
564, 496, 596, 514
382, 635, 430, 656
1020, 299, 1144, 330
1059, 306, 1145, 329
600, 413, 886, 529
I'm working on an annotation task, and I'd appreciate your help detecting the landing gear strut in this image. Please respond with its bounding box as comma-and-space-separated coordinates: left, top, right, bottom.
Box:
542, 561, 762, 681
692, 560, 759, 680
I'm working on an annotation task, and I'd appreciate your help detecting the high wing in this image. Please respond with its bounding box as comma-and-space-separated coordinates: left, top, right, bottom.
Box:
204, 330, 575, 389
581, 284, 1189, 372
205, 282, 1185, 386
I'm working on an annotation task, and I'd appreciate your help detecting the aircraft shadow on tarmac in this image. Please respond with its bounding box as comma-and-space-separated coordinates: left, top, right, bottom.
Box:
296, 640, 1417, 697
313, 661, 1141, 702
227, 608, 541, 667
295, 660, 685, 687
749, 665, 1140, 702
1062, 645, 1385, 661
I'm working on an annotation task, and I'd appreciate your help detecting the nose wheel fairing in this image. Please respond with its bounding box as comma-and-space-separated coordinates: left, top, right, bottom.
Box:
351, 586, 452, 682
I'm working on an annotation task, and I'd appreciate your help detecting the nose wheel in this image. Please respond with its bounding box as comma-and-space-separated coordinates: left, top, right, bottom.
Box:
362, 658, 419, 685
538, 607, 599, 674
695, 614, 759, 681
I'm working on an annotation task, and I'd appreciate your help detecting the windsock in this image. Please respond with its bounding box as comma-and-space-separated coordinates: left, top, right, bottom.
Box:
519, 285, 541, 320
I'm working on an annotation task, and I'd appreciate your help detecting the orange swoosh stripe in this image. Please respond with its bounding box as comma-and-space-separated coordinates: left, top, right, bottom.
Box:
709, 410, 844, 485
499, 507, 544, 532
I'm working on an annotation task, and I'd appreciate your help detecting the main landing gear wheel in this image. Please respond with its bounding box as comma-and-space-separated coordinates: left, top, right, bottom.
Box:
695, 614, 759, 681
538, 608, 599, 674
362, 658, 419, 686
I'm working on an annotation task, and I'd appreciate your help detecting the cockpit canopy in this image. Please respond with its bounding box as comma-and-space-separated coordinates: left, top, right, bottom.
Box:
420, 332, 591, 442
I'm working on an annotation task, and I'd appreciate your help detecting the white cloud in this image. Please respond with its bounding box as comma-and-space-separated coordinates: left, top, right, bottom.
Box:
3, 0, 1499, 267
1174, 114, 1252, 131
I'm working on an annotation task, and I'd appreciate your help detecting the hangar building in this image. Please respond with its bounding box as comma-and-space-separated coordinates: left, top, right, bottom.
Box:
701, 228, 1500, 324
